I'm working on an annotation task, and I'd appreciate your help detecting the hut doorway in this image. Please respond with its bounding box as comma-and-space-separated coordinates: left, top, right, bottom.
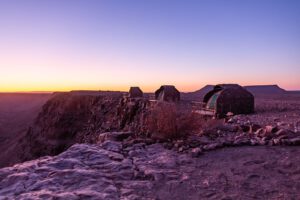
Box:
206, 91, 220, 110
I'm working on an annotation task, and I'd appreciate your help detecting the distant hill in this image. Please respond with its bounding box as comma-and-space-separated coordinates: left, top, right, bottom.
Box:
244, 85, 286, 95
181, 85, 214, 101
182, 84, 290, 101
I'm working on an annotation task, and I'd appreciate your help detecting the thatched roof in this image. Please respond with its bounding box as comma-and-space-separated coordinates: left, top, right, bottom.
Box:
129, 87, 143, 98
203, 84, 254, 118
155, 85, 180, 102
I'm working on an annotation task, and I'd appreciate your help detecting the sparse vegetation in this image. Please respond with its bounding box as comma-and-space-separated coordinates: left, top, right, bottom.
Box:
255, 96, 300, 113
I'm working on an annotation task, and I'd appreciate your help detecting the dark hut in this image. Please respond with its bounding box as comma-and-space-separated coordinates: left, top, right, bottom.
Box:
155, 85, 180, 102
129, 87, 143, 98
203, 84, 254, 118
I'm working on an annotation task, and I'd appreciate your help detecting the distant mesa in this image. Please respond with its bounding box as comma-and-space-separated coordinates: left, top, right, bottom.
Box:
68, 90, 125, 97
182, 84, 287, 101
181, 85, 214, 101
155, 85, 180, 102
244, 85, 286, 95
193, 85, 215, 96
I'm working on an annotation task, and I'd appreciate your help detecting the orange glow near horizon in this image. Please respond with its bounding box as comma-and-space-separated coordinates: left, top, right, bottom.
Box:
1, 62, 299, 92
1, 59, 299, 92
1, 60, 299, 93
1, 80, 299, 93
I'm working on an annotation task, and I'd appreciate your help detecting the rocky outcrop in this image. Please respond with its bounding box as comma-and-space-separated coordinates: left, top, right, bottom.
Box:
10, 92, 152, 167
6, 91, 300, 168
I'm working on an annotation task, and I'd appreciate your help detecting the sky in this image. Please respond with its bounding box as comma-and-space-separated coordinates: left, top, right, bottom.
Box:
0, 0, 299, 92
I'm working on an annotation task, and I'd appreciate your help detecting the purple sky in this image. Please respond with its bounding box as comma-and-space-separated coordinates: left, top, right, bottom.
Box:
0, 0, 299, 92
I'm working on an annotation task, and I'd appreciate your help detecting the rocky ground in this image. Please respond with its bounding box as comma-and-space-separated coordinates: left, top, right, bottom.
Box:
231, 112, 300, 132
1, 138, 300, 200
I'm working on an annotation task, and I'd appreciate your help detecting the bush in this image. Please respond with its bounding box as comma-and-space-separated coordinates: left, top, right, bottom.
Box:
146, 102, 204, 140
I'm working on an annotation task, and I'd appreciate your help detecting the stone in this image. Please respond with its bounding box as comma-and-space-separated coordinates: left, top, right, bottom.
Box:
277, 122, 287, 127
250, 139, 259, 146
203, 143, 218, 151
190, 147, 202, 157
178, 147, 184, 152
275, 129, 286, 136
255, 128, 266, 136
265, 126, 279, 134
273, 138, 281, 145
250, 124, 262, 133
227, 118, 235, 123
289, 137, 300, 145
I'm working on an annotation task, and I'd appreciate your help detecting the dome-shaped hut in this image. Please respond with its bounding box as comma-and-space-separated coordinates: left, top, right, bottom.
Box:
129, 87, 143, 98
203, 84, 254, 118
155, 85, 180, 102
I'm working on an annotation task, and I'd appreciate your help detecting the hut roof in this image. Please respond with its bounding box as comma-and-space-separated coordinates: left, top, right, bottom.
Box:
129, 87, 143, 98
155, 85, 180, 102
215, 84, 240, 89
203, 84, 250, 103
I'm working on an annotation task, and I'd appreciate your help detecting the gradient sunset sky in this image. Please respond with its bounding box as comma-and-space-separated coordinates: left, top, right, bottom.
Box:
0, 0, 299, 92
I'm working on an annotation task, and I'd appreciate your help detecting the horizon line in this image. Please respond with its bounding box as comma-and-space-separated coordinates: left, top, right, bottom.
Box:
0, 84, 299, 94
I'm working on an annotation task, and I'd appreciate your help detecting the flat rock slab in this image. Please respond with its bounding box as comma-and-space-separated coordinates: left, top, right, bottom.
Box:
0, 143, 299, 200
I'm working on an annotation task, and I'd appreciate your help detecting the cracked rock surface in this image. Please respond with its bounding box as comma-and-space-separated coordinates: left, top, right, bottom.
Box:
1, 141, 300, 200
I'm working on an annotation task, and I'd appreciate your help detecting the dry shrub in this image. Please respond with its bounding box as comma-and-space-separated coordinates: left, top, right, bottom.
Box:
147, 102, 204, 140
